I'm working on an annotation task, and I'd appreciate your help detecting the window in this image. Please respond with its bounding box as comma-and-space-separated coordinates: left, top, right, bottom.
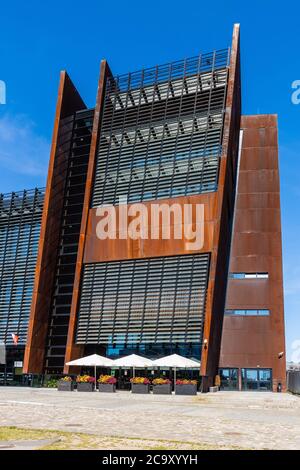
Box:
242, 368, 272, 391
218, 368, 239, 391
76, 253, 210, 345
229, 273, 244, 279
225, 309, 270, 316
229, 273, 269, 279
92, 54, 229, 207
0, 188, 44, 345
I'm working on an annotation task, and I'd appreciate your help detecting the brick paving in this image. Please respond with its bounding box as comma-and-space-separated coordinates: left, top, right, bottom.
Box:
0, 387, 299, 449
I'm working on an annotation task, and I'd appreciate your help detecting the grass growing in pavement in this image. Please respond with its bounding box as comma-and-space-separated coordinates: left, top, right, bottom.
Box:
0, 426, 245, 450
0, 426, 61, 442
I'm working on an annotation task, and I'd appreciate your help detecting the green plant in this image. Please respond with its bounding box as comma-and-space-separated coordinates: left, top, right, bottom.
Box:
46, 378, 58, 388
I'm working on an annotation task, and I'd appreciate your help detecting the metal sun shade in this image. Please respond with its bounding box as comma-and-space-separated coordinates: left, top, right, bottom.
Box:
77, 50, 228, 351
77, 253, 210, 345
45, 110, 94, 373
0, 188, 44, 345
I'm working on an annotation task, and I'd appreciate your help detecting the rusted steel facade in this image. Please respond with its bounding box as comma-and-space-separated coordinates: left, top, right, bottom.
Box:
219, 115, 286, 391
20, 25, 285, 391
61, 26, 241, 392
23, 73, 88, 373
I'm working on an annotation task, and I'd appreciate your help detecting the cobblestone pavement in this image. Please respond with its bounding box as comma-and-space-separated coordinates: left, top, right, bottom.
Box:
0, 387, 299, 449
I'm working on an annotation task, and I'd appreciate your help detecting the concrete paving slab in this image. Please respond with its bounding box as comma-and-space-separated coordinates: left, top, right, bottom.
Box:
0, 438, 60, 450
0, 387, 299, 449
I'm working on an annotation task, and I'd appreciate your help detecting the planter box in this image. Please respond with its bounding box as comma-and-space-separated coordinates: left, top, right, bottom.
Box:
99, 383, 116, 393
77, 382, 94, 392
153, 384, 172, 395
131, 383, 150, 394
58, 381, 74, 392
175, 384, 197, 395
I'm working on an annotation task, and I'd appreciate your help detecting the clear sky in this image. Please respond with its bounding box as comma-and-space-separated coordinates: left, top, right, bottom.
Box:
0, 1, 299, 360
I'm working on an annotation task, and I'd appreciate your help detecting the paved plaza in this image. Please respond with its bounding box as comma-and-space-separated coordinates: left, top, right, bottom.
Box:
0, 387, 299, 450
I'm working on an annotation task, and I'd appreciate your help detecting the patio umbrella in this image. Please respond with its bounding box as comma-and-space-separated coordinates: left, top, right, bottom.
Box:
152, 354, 200, 391
112, 354, 154, 378
66, 354, 115, 390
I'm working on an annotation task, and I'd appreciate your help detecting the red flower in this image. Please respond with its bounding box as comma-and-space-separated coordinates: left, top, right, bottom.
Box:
98, 375, 117, 384
176, 379, 197, 385
130, 377, 150, 384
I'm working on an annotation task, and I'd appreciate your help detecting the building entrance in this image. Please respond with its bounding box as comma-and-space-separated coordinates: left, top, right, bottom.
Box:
241, 368, 272, 391
219, 368, 239, 390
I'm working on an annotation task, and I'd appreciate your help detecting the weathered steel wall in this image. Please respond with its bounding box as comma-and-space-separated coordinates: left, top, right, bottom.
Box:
23, 73, 86, 374
219, 114, 286, 391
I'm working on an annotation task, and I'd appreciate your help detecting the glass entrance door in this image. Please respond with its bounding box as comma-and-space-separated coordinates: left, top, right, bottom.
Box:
219, 368, 239, 390
258, 369, 273, 391
242, 368, 272, 391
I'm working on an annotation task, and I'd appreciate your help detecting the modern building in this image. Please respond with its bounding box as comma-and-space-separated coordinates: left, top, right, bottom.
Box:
219, 115, 286, 391
0, 188, 44, 382
0, 24, 286, 391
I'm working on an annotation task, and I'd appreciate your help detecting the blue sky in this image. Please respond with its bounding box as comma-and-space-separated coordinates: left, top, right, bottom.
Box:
0, 1, 299, 360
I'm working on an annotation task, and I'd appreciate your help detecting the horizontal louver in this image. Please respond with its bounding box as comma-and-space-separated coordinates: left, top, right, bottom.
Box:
92, 50, 229, 206
0, 188, 44, 345
76, 253, 210, 345
45, 109, 94, 371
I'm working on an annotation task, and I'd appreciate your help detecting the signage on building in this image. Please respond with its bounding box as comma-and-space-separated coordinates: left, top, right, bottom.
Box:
14, 361, 23, 368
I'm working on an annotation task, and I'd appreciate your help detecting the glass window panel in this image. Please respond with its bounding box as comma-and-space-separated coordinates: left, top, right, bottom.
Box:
92, 57, 228, 207
0, 188, 44, 344
246, 370, 258, 381
259, 369, 271, 381
77, 253, 210, 347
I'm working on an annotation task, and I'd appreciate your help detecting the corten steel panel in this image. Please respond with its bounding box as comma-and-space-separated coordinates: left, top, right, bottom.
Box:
200, 24, 241, 390
64, 61, 112, 371
23, 72, 86, 374
64, 26, 241, 385
83, 193, 217, 263
219, 114, 286, 391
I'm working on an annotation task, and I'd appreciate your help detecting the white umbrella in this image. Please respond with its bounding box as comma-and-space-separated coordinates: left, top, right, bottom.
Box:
153, 354, 200, 391
66, 354, 115, 390
113, 354, 154, 378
